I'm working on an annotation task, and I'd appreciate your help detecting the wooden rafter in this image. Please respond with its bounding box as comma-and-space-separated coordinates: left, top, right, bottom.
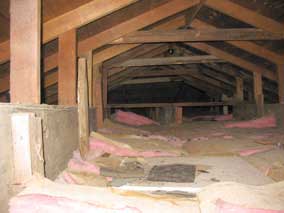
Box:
205, 0, 284, 34
0, 0, 137, 64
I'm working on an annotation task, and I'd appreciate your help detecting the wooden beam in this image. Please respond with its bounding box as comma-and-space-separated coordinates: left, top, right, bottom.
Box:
0, 0, 137, 64
108, 102, 232, 108
277, 64, 284, 103
186, 42, 276, 81
111, 28, 284, 44
58, 29, 77, 105
77, 58, 89, 159
121, 77, 177, 85
86, 51, 93, 107
175, 106, 183, 124
235, 77, 244, 101
78, 0, 200, 54
205, 0, 284, 33
253, 72, 264, 116
102, 71, 108, 117
0, 41, 9, 64
0, 14, 186, 94
94, 63, 104, 129
185, 0, 206, 27
10, 0, 41, 104
115, 55, 224, 68
191, 19, 284, 64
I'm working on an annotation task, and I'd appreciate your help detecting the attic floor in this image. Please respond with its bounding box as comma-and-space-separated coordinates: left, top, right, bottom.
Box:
11, 119, 284, 212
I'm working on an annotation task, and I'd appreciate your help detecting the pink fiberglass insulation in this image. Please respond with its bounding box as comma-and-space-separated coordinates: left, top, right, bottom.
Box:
239, 147, 274, 156
9, 194, 141, 213
114, 110, 159, 126
225, 115, 276, 129
215, 199, 284, 213
67, 151, 101, 175
62, 171, 78, 184
89, 137, 177, 157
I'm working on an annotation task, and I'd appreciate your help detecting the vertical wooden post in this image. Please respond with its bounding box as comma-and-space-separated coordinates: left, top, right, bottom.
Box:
175, 106, 183, 124
235, 77, 244, 101
94, 63, 104, 129
102, 71, 108, 118
253, 72, 264, 116
10, 0, 41, 104
11, 113, 44, 185
155, 107, 160, 121
77, 58, 89, 159
277, 64, 284, 104
58, 29, 77, 105
87, 51, 93, 106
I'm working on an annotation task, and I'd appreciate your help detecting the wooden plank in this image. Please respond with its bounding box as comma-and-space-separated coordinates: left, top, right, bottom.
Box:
11, 113, 44, 185
10, 0, 41, 104
107, 102, 232, 108
253, 72, 264, 116
175, 106, 183, 124
78, 0, 200, 54
115, 55, 224, 68
235, 77, 244, 101
77, 58, 89, 159
29, 114, 45, 177
58, 29, 77, 105
205, 0, 284, 33
111, 28, 284, 44
277, 64, 284, 104
187, 42, 276, 81
94, 63, 104, 129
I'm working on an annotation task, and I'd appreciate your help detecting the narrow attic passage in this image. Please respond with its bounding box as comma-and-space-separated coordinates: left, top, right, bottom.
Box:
1, 0, 284, 212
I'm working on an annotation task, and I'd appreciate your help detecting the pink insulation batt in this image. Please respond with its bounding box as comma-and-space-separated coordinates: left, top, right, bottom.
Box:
215, 199, 284, 213
9, 194, 141, 213
225, 115, 276, 129
114, 110, 159, 126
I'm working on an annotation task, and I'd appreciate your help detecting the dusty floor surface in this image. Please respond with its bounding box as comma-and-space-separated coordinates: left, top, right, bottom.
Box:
10, 119, 284, 212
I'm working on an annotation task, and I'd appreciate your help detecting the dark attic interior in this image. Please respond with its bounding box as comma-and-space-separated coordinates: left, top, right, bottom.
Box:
1, 0, 284, 212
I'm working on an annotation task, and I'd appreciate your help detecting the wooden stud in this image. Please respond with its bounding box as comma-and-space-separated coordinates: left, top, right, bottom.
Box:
253, 72, 264, 116
175, 107, 183, 124
94, 63, 104, 129
235, 77, 244, 101
58, 29, 77, 105
86, 51, 93, 107
10, 0, 41, 104
77, 58, 89, 159
102, 71, 108, 118
277, 64, 284, 104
